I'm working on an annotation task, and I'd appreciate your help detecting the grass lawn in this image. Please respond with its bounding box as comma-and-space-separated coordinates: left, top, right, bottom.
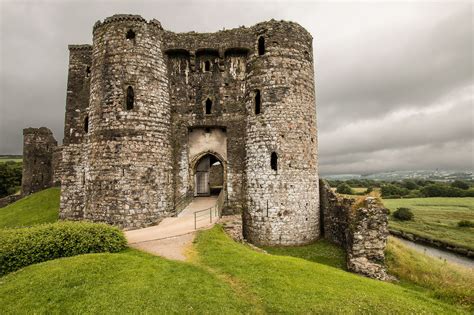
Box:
0, 188, 60, 228
262, 239, 346, 269
0, 227, 465, 314
193, 227, 464, 314
0, 248, 253, 314
383, 197, 474, 251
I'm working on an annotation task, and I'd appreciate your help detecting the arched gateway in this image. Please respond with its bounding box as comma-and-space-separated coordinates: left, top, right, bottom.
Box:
192, 152, 225, 197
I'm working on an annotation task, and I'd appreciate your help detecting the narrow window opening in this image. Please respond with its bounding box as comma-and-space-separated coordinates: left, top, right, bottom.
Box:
84, 115, 89, 133
204, 60, 211, 72
85, 66, 91, 77
254, 89, 261, 114
258, 36, 265, 56
271, 152, 278, 171
126, 86, 134, 110
205, 98, 212, 114
126, 29, 136, 40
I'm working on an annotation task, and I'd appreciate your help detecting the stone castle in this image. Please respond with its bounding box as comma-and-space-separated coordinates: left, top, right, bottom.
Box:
56, 14, 319, 246
19, 15, 389, 279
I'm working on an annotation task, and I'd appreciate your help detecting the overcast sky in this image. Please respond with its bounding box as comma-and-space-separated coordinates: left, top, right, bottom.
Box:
0, 0, 472, 174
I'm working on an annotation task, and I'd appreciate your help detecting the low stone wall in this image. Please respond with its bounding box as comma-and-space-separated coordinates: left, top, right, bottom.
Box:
0, 194, 22, 208
320, 179, 390, 280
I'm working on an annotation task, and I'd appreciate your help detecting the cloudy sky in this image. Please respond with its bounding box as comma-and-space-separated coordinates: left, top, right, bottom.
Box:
0, 0, 472, 174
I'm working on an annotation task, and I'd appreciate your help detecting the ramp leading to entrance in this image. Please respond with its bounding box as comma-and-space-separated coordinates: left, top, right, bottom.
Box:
125, 195, 220, 260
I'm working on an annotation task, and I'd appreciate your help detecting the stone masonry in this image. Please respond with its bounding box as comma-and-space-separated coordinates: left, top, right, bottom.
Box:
21, 127, 58, 195
57, 14, 320, 245
319, 179, 390, 280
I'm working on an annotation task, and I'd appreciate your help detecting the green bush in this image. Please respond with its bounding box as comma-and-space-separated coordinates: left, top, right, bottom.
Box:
457, 220, 474, 228
393, 207, 414, 221
336, 183, 353, 195
0, 221, 127, 276
450, 180, 469, 190
0, 161, 22, 198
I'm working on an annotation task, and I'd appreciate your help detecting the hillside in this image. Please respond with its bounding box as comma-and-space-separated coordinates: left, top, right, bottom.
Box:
0, 226, 466, 314
0, 187, 60, 228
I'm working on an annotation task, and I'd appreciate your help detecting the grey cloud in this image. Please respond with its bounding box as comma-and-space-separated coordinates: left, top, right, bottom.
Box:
0, 1, 472, 175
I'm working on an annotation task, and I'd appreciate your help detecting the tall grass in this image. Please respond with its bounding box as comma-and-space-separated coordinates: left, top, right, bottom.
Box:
386, 237, 474, 311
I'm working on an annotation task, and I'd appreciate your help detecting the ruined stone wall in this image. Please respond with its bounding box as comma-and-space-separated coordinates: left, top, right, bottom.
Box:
242, 21, 320, 246
59, 45, 92, 220
21, 127, 57, 195
52, 146, 63, 186
319, 179, 390, 280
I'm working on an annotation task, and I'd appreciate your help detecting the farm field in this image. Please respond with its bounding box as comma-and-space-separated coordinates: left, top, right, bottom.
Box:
383, 197, 474, 251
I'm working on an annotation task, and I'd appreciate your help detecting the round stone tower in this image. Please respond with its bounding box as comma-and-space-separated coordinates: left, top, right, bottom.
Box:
86, 15, 173, 228
243, 21, 320, 245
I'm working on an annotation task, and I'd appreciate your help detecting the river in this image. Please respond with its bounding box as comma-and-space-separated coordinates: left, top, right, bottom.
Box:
392, 236, 474, 269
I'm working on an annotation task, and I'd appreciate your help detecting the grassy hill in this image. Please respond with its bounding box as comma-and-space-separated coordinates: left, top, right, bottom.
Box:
384, 197, 474, 251
0, 187, 60, 228
1, 226, 467, 314
0, 189, 472, 313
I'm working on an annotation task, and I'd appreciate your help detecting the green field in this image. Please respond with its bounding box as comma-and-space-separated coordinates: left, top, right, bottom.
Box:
0, 156, 22, 163
383, 197, 474, 251
0, 188, 60, 228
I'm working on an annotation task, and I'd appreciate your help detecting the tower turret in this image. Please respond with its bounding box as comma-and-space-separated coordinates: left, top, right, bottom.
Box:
85, 15, 173, 228
243, 21, 320, 245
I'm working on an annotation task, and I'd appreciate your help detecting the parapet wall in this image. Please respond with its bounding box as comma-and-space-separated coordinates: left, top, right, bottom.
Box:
319, 179, 390, 280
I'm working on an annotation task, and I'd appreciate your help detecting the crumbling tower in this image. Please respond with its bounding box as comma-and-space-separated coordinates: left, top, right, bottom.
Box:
85, 15, 173, 227
243, 21, 320, 245
21, 127, 57, 195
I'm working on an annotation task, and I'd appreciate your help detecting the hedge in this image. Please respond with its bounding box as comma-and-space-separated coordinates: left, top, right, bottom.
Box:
0, 221, 127, 276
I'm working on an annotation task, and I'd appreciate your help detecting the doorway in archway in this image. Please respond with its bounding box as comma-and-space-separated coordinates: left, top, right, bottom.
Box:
194, 154, 223, 196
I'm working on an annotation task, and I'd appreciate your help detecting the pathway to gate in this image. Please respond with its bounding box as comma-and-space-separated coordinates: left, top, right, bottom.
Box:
125, 195, 221, 261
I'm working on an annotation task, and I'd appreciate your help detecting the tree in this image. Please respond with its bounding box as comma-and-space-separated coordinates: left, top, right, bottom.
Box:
336, 183, 353, 195
451, 180, 469, 190
0, 162, 22, 198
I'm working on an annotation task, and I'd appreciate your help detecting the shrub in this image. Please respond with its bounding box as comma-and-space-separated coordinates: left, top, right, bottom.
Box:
0, 221, 127, 275
336, 183, 353, 195
381, 184, 409, 198
457, 220, 474, 228
365, 187, 373, 194
422, 184, 468, 197
0, 161, 22, 198
451, 180, 469, 190
393, 207, 414, 221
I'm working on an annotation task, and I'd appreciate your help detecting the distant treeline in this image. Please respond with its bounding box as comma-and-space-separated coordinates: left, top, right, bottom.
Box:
0, 161, 22, 198
327, 179, 474, 199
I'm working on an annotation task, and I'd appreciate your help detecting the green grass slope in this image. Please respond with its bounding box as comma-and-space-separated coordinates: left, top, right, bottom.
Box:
384, 197, 474, 250
194, 227, 463, 314
0, 188, 60, 228
0, 249, 253, 314
0, 226, 465, 314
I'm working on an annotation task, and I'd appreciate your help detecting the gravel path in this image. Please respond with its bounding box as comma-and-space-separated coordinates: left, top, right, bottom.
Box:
125, 196, 218, 261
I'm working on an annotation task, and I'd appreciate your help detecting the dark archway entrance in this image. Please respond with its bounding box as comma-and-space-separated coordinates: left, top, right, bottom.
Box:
194, 153, 223, 196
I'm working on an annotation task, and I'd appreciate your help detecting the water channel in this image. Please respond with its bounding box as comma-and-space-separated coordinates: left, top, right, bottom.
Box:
392, 236, 474, 269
